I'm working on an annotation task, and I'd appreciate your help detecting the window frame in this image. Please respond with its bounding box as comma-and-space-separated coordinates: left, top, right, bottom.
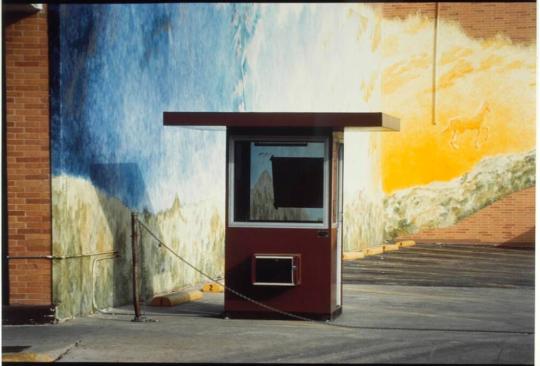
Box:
227, 134, 330, 229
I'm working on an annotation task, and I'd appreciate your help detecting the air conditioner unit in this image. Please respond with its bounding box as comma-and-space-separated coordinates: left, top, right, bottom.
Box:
251, 254, 301, 286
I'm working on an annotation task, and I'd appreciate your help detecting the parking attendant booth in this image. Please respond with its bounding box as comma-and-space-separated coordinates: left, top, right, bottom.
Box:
164, 112, 399, 320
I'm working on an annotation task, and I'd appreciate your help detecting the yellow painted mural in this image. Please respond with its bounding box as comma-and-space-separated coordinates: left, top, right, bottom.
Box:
379, 13, 535, 194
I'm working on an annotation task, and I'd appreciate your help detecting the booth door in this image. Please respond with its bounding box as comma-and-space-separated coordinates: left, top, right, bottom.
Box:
225, 133, 335, 316
336, 142, 344, 307
330, 132, 344, 309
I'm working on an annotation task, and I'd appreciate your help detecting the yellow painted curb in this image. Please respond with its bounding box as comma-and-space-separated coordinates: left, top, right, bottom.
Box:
397, 240, 416, 248
2, 353, 55, 362
364, 246, 384, 256
150, 290, 203, 307
382, 244, 400, 252
201, 283, 224, 293
344, 240, 416, 260
343, 251, 365, 261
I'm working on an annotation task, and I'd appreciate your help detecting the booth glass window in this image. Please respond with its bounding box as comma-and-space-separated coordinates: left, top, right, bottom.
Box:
230, 137, 328, 226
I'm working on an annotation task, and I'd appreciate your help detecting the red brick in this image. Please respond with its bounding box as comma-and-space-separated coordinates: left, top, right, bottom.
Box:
383, 3, 535, 45
399, 187, 535, 245
6, 6, 51, 305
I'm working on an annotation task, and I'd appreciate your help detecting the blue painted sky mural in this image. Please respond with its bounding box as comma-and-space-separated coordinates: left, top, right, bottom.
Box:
51, 3, 381, 213
51, 3, 252, 212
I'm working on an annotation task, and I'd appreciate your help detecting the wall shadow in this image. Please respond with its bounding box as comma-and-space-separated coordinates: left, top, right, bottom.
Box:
52, 160, 224, 319
498, 227, 535, 249
90, 162, 163, 310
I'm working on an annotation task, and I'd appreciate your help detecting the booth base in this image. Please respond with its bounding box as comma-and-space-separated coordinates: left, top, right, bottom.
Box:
2, 305, 57, 325
223, 306, 342, 321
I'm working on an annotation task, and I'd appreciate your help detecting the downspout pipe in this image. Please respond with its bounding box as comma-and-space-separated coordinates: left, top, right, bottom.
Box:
431, 1, 440, 126
7, 251, 118, 260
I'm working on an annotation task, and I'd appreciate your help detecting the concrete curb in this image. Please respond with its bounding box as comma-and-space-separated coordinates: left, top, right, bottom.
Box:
150, 290, 203, 307
398, 240, 416, 248
201, 283, 224, 293
364, 247, 384, 256
342, 251, 365, 260
2, 352, 55, 362
2, 341, 79, 363
382, 244, 400, 252
343, 240, 416, 261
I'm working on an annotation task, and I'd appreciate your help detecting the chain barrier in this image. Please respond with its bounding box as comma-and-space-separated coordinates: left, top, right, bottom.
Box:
133, 216, 535, 334
134, 216, 354, 329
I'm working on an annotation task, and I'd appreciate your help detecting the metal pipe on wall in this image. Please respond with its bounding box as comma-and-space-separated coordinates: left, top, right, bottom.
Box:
7, 251, 118, 260
91, 254, 120, 312
431, 1, 440, 126
131, 212, 143, 322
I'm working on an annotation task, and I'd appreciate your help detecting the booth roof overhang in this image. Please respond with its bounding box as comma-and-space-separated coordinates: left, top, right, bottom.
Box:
163, 112, 400, 131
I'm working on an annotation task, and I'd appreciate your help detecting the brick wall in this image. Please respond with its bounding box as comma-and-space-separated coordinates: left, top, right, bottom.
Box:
398, 187, 535, 246
5, 7, 52, 305
383, 2, 437, 20
383, 2, 536, 44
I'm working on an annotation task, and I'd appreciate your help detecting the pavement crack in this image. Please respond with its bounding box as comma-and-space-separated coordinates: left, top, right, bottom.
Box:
53, 340, 81, 362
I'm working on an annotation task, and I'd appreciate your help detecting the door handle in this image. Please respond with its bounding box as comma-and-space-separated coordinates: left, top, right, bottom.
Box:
318, 230, 329, 238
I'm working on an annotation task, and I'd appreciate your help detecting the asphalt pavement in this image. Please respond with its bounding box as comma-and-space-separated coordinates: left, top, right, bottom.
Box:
2, 244, 535, 363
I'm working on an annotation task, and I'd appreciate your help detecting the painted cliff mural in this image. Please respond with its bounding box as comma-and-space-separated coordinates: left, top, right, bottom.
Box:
51, 3, 535, 319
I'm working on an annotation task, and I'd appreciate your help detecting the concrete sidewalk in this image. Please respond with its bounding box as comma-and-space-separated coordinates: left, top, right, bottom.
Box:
2, 283, 534, 363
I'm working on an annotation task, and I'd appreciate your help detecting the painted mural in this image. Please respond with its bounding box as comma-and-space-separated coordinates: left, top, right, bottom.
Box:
51, 3, 535, 319
378, 9, 536, 241
51, 3, 384, 319
51, 4, 237, 319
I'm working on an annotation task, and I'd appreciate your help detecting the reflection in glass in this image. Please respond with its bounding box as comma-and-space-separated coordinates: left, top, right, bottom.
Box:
234, 139, 325, 223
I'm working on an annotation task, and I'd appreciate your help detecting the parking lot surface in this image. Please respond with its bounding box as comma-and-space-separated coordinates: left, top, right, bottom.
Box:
3, 244, 534, 363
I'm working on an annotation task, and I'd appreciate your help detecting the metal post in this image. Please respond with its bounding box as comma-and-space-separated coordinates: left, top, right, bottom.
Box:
131, 212, 143, 322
